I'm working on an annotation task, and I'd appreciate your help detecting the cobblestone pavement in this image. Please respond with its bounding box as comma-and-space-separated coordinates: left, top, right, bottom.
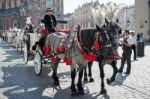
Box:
0, 38, 150, 99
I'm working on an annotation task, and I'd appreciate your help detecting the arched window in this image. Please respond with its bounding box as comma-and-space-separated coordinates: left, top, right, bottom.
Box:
15, 0, 20, 7
14, 0, 17, 7
5, 0, 9, 9
10, 0, 15, 8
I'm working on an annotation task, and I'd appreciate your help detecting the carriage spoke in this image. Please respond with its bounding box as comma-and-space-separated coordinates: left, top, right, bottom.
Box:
24, 43, 28, 64
34, 49, 42, 75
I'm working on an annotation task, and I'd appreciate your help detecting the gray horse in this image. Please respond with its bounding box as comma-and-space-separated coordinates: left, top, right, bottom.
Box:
45, 25, 112, 96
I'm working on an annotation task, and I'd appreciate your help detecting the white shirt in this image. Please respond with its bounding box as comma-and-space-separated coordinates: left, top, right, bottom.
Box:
126, 35, 133, 46
131, 36, 137, 45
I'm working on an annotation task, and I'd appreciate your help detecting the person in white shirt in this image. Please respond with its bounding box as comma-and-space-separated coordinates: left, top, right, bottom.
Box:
131, 32, 137, 60
118, 30, 132, 75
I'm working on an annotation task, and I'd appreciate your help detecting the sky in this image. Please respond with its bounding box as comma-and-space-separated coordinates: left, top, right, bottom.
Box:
64, 0, 135, 14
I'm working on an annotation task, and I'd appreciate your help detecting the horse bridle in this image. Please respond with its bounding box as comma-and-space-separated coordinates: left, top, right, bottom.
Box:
77, 29, 111, 55
103, 22, 120, 48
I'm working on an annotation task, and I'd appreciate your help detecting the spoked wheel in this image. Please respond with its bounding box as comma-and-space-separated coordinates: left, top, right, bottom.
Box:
34, 49, 42, 75
20, 42, 23, 53
24, 43, 28, 64
16, 43, 19, 51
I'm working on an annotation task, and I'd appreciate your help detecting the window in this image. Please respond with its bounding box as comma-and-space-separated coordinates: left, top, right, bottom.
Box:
57, 0, 62, 5
11, 0, 15, 8
91, 15, 93, 19
90, 21, 94, 27
0, 1, 3, 9
27, 0, 31, 4
86, 22, 88, 27
16, 0, 20, 7
15, 0, 17, 7
5, 0, 9, 9
0, 19, 4, 30
46, 0, 52, 8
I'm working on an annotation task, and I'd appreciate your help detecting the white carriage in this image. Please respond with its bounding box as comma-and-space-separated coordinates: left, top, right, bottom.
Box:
23, 31, 42, 64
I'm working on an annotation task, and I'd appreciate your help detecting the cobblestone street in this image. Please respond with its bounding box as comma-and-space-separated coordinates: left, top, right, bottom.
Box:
0, 38, 150, 99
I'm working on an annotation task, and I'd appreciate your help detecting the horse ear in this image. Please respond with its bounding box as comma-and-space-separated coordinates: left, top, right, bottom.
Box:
105, 18, 109, 26
103, 24, 106, 28
119, 29, 122, 34
116, 18, 119, 23
96, 24, 102, 32
96, 24, 100, 30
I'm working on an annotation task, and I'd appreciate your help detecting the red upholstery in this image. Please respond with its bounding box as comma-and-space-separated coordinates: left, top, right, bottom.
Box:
42, 47, 51, 56
40, 29, 48, 36
56, 29, 70, 34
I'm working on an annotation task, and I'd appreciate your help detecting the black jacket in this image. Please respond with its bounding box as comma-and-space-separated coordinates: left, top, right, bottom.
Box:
44, 14, 57, 32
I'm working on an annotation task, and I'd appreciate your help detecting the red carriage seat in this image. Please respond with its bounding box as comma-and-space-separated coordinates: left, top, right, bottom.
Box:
40, 28, 48, 36
39, 28, 50, 56
42, 46, 51, 56
56, 29, 70, 34
39, 28, 70, 57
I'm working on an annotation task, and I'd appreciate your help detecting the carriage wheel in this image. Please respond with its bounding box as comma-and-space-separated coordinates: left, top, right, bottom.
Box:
24, 43, 28, 64
20, 42, 23, 53
34, 51, 42, 75
16, 43, 19, 51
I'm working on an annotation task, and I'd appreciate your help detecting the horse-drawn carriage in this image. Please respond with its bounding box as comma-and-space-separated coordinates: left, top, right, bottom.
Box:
23, 29, 42, 64
2, 29, 24, 51
23, 3, 125, 96
15, 30, 24, 52
5, 31, 17, 46
23, 20, 70, 75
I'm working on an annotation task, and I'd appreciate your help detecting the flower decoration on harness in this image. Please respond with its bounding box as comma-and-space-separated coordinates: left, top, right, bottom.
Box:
92, 32, 101, 51
75, 28, 102, 62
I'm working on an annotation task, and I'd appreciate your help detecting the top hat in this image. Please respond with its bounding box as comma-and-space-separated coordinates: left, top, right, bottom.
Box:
46, 8, 53, 12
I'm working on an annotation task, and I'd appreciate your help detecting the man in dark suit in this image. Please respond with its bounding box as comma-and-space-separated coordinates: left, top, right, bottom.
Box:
44, 8, 57, 33
32, 8, 57, 52
118, 30, 132, 74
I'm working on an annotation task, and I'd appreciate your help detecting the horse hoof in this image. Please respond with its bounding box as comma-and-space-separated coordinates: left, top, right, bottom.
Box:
54, 81, 60, 86
107, 78, 113, 85
89, 78, 94, 82
78, 90, 85, 95
100, 89, 107, 94
84, 77, 88, 82
71, 91, 78, 97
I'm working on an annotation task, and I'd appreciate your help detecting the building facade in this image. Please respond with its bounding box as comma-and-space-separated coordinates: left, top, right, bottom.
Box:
0, 0, 64, 31
26, 0, 46, 25
117, 6, 135, 31
0, 0, 22, 31
64, 13, 74, 30
46, 0, 64, 20
135, 0, 150, 41
74, 0, 100, 29
73, 1, 135, 30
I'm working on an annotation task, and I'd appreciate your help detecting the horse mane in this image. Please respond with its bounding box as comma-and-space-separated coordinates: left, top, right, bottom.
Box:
91, 7, 106, 27
80, 29, 97, 49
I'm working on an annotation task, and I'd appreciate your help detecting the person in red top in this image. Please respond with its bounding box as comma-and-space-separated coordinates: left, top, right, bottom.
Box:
39, 24, 48, 36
